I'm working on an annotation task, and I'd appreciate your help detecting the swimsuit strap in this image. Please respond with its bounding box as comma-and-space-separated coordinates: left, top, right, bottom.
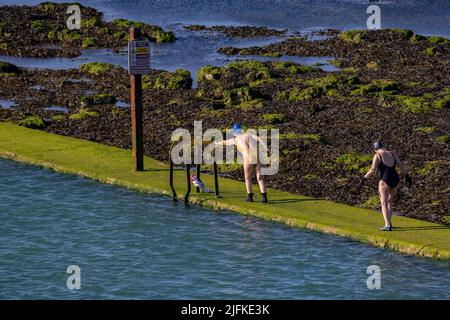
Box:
378, 151, 395, 168
376, 152, 383, 163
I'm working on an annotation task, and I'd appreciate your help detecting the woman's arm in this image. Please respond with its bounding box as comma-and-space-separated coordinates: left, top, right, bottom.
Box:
393, 151, 407, 175
364, 154, 381, 179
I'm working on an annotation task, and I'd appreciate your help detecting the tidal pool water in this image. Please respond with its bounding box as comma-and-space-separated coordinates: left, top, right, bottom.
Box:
0, 99, 17, 109
0, 158, 449, 299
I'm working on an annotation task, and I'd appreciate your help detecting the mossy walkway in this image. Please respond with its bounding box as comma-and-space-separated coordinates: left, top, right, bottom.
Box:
1, 122, 449, 260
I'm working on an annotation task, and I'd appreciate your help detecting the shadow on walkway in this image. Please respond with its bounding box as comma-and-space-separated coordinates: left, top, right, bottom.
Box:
269, 198, 324, 204
393, 226, 450, 232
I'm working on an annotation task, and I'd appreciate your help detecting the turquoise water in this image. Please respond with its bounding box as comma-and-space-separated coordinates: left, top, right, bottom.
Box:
0, 158, 449, 299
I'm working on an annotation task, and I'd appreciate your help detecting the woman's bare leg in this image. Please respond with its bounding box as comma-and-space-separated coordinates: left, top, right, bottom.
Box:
244, 162, 254, 194
255, 163, 266, 194
387, 188, 397, 226
378, 181, 391, 227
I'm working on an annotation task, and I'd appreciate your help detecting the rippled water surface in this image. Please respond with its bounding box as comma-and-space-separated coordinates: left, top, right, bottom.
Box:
0, 159, 449, 299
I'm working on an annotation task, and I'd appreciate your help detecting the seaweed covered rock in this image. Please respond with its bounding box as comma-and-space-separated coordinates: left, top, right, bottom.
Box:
69, 108, 99, 120
79, 62, 117, 75
0, 61, 22, 75
18, 116, 45, 129
0, 3, 176, 58
143, 69, 192, 90
184, 25, 287, 38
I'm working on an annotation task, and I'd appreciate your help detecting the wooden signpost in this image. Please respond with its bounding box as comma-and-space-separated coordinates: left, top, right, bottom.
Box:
128, 27, 150, 171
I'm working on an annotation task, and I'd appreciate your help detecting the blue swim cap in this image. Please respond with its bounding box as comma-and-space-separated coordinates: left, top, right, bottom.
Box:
373, 140, 384, 150
232, 123, 243, 135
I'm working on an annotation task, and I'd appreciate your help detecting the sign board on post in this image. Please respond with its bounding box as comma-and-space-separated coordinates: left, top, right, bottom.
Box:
128, 28, 148, 172
128, 40, 151, 75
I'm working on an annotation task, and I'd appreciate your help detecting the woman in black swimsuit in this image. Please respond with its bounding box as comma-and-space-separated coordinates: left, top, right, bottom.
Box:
360, 141, 412, 231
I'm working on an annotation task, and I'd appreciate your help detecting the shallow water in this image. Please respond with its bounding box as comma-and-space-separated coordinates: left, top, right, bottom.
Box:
0, 99, 17, 109
44, 105, 70, 113
0, 40, 337, 88
0, 158, 449, 299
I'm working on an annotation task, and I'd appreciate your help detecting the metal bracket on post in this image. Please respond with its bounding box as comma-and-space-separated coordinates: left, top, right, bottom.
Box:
169, 158, 177, 202
169, 142, 178, 201
185, 164, 191, 205
169, 141, 220, 205
211, 148, 220, 198
196, 164, 201, 193
213, 161, 220, 198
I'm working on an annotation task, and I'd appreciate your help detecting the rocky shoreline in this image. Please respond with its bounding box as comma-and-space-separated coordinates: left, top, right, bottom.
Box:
0, 2, 175, 58
184, 24, 288, 38
1, 3, 449, 225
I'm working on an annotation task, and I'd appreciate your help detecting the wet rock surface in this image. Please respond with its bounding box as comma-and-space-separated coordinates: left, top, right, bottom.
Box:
0, 11, 449, 225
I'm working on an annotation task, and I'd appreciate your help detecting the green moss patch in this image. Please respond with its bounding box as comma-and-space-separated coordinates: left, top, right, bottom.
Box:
272, 61, 321, 74
394, 95, 435, 113
339, 30, 365, 43
360, 195, 381, 209
335, 152, 373, 173
410, 33, 426, 44
154, 29, 175, 43
262, 113, 286, 124
82, 37, 97, 48
303, 173, 319, 180
436, 135, 450, 144
143, 69, 192, 90
279, 132, 299, 140
299, 134, 324, 144
427, 36, 450, 44
30, 20, 46, 31
18, 116, 45, 129
51, 115, 66, 122
69, 108, 99, 120
228, 60, 273, 82
111, 18, 145, 28
81, 18, 100, 28
419, 161, 438, 175
63, 30, 82, 41
414, 126, 435, 134
79, 62, 116, 75
424, 47, 437, 57
197, 65, 222, 81
433, 95, 450, 109
351, 79, 402, 96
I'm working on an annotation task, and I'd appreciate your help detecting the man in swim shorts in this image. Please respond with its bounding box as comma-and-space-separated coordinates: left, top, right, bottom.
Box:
215, 123, 268, 203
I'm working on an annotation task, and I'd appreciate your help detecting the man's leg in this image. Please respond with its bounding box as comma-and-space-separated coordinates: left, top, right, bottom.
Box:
256, 163, 266, 193
256, 163, 268, 203
244, 162, 254, 201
